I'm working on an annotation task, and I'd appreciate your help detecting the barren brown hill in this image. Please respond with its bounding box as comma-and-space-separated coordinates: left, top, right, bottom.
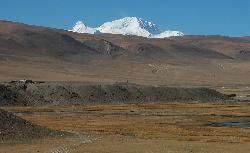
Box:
172, 36, 250, 58
0, 20, 250, 85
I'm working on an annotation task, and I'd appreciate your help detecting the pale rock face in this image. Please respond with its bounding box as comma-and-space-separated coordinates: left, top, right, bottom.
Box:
70, 17, 184, 38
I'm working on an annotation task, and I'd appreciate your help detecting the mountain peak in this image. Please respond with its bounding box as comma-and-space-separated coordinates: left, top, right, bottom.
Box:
113, 16, 155, 28
97, 17, 161, 37
123, 17, 157, 28
70, 17, 184, 38
71, 20, 99, 34
75, 21, 85, 26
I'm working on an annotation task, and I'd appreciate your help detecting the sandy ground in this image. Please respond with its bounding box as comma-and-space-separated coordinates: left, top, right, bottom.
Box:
1, 102, 250, 153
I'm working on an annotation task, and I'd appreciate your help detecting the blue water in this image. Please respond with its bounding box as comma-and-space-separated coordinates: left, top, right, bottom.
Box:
209, 122, 250, 127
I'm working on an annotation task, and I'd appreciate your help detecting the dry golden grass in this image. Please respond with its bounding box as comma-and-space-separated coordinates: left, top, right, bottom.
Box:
4, 102, 250, 143
2, 102, 250, 153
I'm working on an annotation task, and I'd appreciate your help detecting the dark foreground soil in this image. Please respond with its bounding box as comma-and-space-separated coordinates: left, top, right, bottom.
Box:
0, 108, 65, 143
0, 81, 229, 106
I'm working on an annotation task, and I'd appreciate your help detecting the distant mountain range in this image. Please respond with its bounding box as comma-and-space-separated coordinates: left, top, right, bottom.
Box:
1, 19, 250, 85
70, 17, 184, 38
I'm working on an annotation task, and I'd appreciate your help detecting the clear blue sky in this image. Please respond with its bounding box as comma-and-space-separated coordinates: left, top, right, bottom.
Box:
0, 0, 250, 36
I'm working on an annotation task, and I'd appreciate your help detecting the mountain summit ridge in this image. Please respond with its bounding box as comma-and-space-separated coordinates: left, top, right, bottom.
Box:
71, 17, 184, 38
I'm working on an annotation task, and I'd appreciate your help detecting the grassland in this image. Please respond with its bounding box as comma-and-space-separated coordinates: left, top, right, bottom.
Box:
1, 101, 250, 153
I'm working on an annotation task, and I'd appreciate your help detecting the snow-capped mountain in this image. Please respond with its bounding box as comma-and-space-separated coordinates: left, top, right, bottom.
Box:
70, 17, 184, 38
152, 31, 184, 38
97, 17, 161, 37
71, 21, 99, 34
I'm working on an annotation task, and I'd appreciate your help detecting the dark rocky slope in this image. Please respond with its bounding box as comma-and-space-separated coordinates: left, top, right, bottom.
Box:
0, 81, 229, 106
0, 109, 65, 143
